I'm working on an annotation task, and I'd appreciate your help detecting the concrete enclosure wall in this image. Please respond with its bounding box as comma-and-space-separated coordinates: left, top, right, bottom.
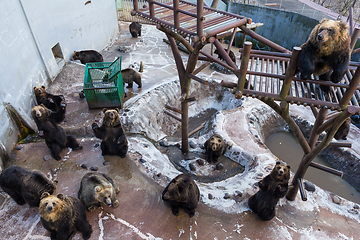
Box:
0, 0, 119, 163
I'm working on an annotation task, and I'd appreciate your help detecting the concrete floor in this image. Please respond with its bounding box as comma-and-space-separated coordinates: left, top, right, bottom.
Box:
0, 22, 360, 240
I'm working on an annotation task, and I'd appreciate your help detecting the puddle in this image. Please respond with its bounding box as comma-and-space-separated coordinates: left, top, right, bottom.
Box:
265, 131, 360, 204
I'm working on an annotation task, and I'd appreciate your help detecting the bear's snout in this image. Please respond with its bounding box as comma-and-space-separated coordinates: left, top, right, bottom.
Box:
46, 206, 53, 213
317, 33, 324, 42
104, 197, 112, 207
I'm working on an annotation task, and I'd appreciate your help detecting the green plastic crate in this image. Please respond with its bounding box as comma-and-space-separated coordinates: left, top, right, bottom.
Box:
83, 57, 125, 109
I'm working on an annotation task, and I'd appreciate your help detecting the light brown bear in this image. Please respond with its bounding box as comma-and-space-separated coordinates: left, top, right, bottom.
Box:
248, 161, 290, 221
204, 134, 226, 163
78, 172, 120, 212
0, 166, 57, 207
162, 174, 200, 218
297, 19, 350, 92
39, 192, 92, 240
121, 68, 142, 88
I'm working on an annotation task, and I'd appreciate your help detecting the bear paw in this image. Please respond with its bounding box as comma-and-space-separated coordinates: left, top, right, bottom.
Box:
113, 200, 119, 208
171, 207, 179, 216
87, 205, 96, 212
92, 123, 99, 130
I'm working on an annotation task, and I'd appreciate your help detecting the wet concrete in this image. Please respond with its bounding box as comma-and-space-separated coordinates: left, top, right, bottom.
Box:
1, 22, 360, 240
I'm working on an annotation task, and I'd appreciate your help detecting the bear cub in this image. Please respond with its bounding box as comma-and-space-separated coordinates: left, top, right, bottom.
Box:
78, 172, 120, 212
31, 104, 82, 160
204, 134, 226, 163
121, 68, 142, 88
248, 161, 290, 221
92, 108, 128, 157
297, 19, 350, 92
71, 50, 103, 64
39, 192, 92, 240
34, 86, 66, 124
0, 166, 57, 207
162, 174, 200, 218
129, 22, 142, 38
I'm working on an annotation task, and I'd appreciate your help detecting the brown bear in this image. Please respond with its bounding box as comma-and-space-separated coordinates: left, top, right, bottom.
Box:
333, 117, 351, 140
92, 108, 128, 157
39, 192, 92, 240
0, 166, 57, 207
129, 22, 142, 38
31, 104, 82, 160
204, 134, 226, 163
214, 48, 236, 63
71, 50, 103, 64
34, 86, 66, 124
248, 161, 290, 221
78, 172, 120, 212
121, 68, 142, 88
162, 174, 200, 217
297, 19, 350, 92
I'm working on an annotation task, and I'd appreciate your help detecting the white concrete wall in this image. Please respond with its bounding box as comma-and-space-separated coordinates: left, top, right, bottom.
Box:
0, 0, 119, 163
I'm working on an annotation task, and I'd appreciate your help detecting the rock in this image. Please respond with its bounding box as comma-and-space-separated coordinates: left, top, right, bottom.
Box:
103, 161, 110, 166
304, 181, 316, 192
44, 155, 52, 161
140, 158, 146, 163
80, 164, 87, 169
256, 173, 263, 180
196, 159, 205, 166
90, 166, 98, 171
331, 194, 342, 205
73, 93, 79, 98
215, 163, 224, 170
159, 140, 169, 147
94, 143, 100, 148
79, 91, 85, 99
208, 193, 214, 199
354, 204, 360, 209
157, 173, 162, 177
224, 193, 231, 199
189, 141, 197, 149
235, 191, 242, 197
189, 163, 196, 171
15, 145, 22, 150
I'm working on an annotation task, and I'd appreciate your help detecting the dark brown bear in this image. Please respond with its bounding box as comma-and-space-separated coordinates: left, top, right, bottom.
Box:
297, 19, 350, 92
333, 117, 351, 140
214, 48, 236, 63
71, 50, 103, 64
78, 172, 120, 212
204, 134, 226, 163
34, 86, 66, 124
121, 68, 142, 88
0, 166, 57, 207
39, 192, 92, 240
31, 104, 82, 160
162, 174, 200, 217
248, 161, 290, 221
129, 22, 142, 38
92, 108, 128, 157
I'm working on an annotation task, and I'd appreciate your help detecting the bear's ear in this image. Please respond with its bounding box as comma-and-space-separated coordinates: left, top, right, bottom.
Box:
287, 165, 291, 169
41, 86, 45, 89
95, 186, 101, 192
338, 21, 349, 31
41, 192, 50, 199
115, 108, 119, 113
319, 18, 327, 24
102, 108, 108, 113
276, 161, 281, 165
57, 193, 65, 200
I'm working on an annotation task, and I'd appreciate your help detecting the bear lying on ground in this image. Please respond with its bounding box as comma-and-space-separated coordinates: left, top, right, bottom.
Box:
92, 108, 128, 157
214, 48, 236, 64
204, 134, 226, 163
71, 50, 103, 64
129, 22, 142, 38
34, 86, 66, 124
248, 161, 290, 221
31, 104, 82, 160
39, 192, 92, 240
78, 172, 120, 212
297, 19, 350, 92
0, 166, 56, 207
162, 174, 200, 218
121, 68, 142, 88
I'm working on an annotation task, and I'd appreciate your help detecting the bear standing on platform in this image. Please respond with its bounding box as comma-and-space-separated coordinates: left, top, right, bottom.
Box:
129, 22, 142, 38
248, 161, 290, 221
71, 50, 103, 64
297, 19, 351, 92
92, 108, 128, 158
204, 134, 226, 163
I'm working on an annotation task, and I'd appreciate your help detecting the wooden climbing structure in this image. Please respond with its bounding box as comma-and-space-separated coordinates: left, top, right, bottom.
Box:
131, 0, 360, 201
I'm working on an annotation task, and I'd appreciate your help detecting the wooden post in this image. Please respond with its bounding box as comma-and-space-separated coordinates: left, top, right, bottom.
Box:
197, 0, 204, 38
149, 0, 155, 18
340, 66, 360, 109
211, 0, 219, 8
235, 41, 252, 99
307, 108, 328, 149
279, 47, 301, 100
174, 0, 180, 29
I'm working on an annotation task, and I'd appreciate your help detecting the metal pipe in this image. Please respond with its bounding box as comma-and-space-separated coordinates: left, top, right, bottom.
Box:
298, 178, 307, 201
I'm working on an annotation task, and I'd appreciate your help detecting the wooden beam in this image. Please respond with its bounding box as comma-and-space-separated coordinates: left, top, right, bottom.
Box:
165, 104, 182, 114
164, 110, 181, 122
